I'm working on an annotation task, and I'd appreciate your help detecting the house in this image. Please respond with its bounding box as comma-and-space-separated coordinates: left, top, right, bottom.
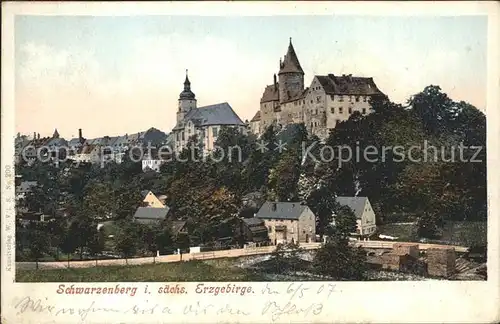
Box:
335, 196, 377, 237
142, 151, 166, 172
255, 201, 316, 245
132, 207, 170, 225
16, 181, 37, 201
171, 220, 188, 236
141, 190, 167, 208
71, 144, 100, 164
241, 217, 270, 246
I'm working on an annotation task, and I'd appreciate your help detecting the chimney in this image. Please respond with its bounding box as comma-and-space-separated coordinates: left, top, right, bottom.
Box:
33, 132, 36, 140
273, 74, 277, 91
37, 133, 40, 140
78, 128, 82, 140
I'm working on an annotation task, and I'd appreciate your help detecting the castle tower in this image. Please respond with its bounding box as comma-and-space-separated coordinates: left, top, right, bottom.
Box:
52, 128, 60, 138
177, 69, 197, 123
278, 38, 305, 103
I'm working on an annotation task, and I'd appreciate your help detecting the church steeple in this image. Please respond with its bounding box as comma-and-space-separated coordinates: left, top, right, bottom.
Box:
184, 69, 191, 89
53, 128, 59, 138
177, 70, 197, 123
179, 69, 195, 100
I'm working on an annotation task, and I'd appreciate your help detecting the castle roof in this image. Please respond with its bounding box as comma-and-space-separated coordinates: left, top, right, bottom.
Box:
260, 84, 280, 103
316, 74, 384, 96
250, 111, 261, 122
173, 102, 245, 131
279, 38, 304, 75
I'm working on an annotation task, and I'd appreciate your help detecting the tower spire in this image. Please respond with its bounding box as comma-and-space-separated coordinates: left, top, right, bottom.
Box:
179, 70, 195, 100
279, 37, 304, 75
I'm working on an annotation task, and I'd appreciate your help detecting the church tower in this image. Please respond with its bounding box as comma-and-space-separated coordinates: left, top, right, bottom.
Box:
278, 38, 305, 103
177, 70, 197, 123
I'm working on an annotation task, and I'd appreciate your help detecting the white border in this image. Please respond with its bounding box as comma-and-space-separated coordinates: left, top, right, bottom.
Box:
2, 2, 499, 323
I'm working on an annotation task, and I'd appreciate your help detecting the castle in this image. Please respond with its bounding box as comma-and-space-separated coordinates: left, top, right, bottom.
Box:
250, 38, 386, 140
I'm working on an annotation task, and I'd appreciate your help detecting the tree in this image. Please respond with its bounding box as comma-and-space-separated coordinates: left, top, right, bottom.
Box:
26, 223, 51, 270
268, 148, 301, 201
114, 222, 140, 264
271, 241, 305, 273
59, 225, 77, 267
175, 233, 190, 261
67, 215, 97, 260
313, 240, 366, 280
330, 204, 357, 241
88, 229, 105, 266
305, 184, 337, 241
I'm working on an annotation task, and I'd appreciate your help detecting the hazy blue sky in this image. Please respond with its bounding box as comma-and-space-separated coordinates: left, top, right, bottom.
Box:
15, 15, 487, 138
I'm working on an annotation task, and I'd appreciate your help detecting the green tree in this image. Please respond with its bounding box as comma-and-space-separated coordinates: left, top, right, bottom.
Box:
26, 223, 51, 270
59, 226, 77, 268
175, 233, 190, 261
88, 229, 105, 266
306, 184, 337, 241
313, 240, 366, 280
268, 148, 301, 201
114, 221, 140, 264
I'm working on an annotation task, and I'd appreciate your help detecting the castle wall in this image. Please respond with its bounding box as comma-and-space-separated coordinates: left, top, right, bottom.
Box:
259, 101, 279, 131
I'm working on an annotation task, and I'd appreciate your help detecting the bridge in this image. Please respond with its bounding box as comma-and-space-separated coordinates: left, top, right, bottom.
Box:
16, 240, 469, 271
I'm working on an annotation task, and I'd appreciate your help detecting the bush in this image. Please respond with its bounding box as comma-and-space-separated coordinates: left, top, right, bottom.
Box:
313, 241, 366, 280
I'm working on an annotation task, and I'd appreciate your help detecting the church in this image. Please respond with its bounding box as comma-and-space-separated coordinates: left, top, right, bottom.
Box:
250, 38, 386, 140
171, 72, 246, 153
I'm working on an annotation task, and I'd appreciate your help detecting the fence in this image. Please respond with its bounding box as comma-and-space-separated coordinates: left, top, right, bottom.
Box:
16, 241, 467, 271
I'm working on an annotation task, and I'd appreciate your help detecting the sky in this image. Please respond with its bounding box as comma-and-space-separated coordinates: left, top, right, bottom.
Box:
15, 15, 487, 139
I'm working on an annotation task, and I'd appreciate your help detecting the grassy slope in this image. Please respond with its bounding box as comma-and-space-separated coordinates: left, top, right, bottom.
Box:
378, 221, 487, 246
16, 259, 264, 282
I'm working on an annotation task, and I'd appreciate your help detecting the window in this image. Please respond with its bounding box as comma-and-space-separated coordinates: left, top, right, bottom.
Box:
363, 96, 367, 102
181, 132, 185, 141
212, 127, 218, 137
316, 96, 321, 103
309, 226, 312, 233
348, 107, 353, 114
291, 227, 294, 234
339, 107, 344, 114
310, 100, 313, 103
355, 96, 360, 102
311, 122, 313, 128
348, 96, 352, 102
336, 119, 341, 125
330, 107, 335, 113
339, 95, 344, 102
315, 109, 318, 114
362, 108, 367, 114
